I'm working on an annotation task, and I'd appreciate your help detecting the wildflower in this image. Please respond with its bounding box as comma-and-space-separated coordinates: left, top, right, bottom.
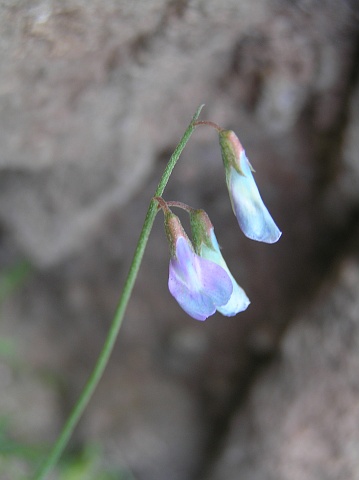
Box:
219, 129, 281, 243
190, 209, 250, 316
164, 209, 233, 321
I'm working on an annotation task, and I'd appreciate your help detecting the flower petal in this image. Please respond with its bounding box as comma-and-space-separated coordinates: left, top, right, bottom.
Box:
229, 152, 282, 243
168, 266, 216, 320
217, 279, 250, 316
199, 256, 233, 307
219, 130, 281, 244
200, 230, 250, 316
168, 236, 233, 320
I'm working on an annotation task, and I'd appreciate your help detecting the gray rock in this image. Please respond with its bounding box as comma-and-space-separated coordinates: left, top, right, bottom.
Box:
0, 0, 355, 264
208, 255, 359, 480
81, 364, 204, 480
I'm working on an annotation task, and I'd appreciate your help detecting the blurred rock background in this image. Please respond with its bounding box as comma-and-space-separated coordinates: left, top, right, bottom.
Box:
0, 1, 359, 479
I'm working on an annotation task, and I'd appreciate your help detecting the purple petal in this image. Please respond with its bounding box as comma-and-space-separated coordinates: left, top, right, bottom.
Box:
200, 230, 250, 316
168, 237, 233, 320
229, 152, 281, 243
168, 267, 216, 320
198, 256, 233, 307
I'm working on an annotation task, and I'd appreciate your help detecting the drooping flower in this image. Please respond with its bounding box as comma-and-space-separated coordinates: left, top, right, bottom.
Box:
219, 129, 282, 243
164, 210, 233, 321
190, 209, 250, 316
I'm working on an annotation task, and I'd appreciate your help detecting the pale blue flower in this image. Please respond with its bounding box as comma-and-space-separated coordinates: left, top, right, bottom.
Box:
199, 229, 250, 316
219, 130, 282, 243
190, 209, 250, 316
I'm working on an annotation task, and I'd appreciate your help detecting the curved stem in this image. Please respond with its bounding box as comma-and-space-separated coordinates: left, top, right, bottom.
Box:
154, 197, 194, 214
153, 196, 171, 213
32, 104, 204, 480
193, 120, 223, 132
164, 200, 194, 213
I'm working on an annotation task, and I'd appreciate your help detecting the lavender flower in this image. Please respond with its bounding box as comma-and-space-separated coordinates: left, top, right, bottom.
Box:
165, 211, 233, 321
219, 130, 281, 243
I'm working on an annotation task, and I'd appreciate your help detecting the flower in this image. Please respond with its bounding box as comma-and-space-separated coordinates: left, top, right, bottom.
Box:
219, 130, 282, 243
190, 209, 250, 316
165, 211, 233, 321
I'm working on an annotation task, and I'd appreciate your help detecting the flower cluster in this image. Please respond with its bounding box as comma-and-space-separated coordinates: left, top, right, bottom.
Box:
157, 127, 281, 321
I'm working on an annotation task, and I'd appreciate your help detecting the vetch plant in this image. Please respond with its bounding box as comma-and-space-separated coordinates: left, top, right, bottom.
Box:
32, 106, 281, 479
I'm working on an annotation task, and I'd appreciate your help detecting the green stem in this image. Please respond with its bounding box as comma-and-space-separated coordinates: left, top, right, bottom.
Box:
32, 104, 204, 480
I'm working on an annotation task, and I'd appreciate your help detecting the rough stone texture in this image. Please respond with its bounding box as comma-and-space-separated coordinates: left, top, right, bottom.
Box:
207, 254, 359, 480
0, 1, 359, 479
0, 0, 357, 265
0, 0, 271, 265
